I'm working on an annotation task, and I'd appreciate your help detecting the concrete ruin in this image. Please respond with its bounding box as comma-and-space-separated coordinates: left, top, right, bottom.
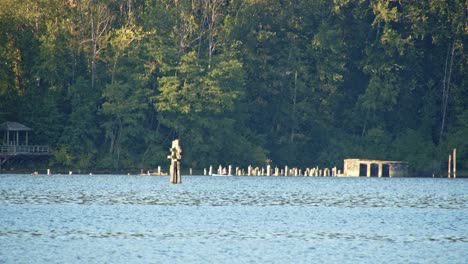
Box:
341, 159, 408, 177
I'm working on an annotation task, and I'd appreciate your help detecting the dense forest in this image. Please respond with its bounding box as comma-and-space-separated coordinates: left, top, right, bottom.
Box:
0, 0, 467, 174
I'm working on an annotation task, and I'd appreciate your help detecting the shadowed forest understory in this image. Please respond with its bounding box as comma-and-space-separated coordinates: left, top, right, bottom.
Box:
0, 0, 467, 175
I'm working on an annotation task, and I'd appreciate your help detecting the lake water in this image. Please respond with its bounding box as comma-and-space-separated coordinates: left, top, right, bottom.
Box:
0, 174, 467, 263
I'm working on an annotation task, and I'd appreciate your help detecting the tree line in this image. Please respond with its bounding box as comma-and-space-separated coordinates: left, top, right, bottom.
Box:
0, 0, 466, 174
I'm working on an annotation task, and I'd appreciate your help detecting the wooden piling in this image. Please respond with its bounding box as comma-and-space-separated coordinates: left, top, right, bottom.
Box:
448, 154, 452, 178
168, 139, 182, 184
209, 165, 213, 176
47, 169, 51, 175
453, 148, 457, 178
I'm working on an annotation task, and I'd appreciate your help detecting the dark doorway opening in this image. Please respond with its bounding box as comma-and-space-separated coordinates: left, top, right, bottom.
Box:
359, 164, 367, 177
382, 164, 390, 177
370, 163, 379, 177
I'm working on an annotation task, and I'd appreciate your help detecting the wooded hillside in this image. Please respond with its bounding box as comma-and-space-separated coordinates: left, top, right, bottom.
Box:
0, 0, 466, 174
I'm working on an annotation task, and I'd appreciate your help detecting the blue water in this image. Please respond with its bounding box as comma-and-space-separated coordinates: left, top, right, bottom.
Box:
0, 174, 467, 263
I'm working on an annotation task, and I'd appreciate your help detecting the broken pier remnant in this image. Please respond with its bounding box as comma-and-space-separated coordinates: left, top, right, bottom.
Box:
342, 159, 408, 177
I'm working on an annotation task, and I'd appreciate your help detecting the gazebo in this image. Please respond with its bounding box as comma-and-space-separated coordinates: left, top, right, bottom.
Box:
0, 122, 32, 146
0, 122, 50, 170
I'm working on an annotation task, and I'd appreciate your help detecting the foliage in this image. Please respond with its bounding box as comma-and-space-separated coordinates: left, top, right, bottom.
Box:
0, 0, 466, 173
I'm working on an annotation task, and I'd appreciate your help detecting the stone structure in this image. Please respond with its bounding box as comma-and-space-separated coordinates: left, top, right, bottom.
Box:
342, 159, 408, 177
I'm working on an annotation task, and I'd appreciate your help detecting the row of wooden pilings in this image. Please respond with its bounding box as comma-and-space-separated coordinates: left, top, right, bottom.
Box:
202, 165, 340, 177
448, 148, 457, 178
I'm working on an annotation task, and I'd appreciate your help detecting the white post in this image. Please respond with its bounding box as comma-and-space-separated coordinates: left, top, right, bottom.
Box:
453, 148, 457, 178
448, 155, 452, 178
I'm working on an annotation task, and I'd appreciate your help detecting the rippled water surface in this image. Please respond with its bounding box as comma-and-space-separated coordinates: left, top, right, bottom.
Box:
1, 174, 467, 263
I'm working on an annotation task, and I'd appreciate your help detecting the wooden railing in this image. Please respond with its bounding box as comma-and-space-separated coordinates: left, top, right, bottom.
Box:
0, 145, 50, 155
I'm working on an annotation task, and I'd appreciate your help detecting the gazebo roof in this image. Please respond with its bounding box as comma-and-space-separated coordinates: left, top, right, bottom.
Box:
0, 122, 32, 131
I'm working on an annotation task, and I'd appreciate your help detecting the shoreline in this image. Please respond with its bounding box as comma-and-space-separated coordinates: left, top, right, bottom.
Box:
1, 170, 467, 178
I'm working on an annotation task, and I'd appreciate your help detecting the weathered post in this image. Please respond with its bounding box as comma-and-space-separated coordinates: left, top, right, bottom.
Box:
448, 154, 452, 178
168, 139, 182, 184
228, 165, 232, 176
453, 148, 457, 178
248, 165, 252, 176
285, 166, 289, 176
209, 165, 213, 176
204, 168, 207, 176
158, 166, 161, 176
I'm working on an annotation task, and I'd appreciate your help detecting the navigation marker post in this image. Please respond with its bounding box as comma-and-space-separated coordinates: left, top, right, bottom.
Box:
168, 139, 182, 184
